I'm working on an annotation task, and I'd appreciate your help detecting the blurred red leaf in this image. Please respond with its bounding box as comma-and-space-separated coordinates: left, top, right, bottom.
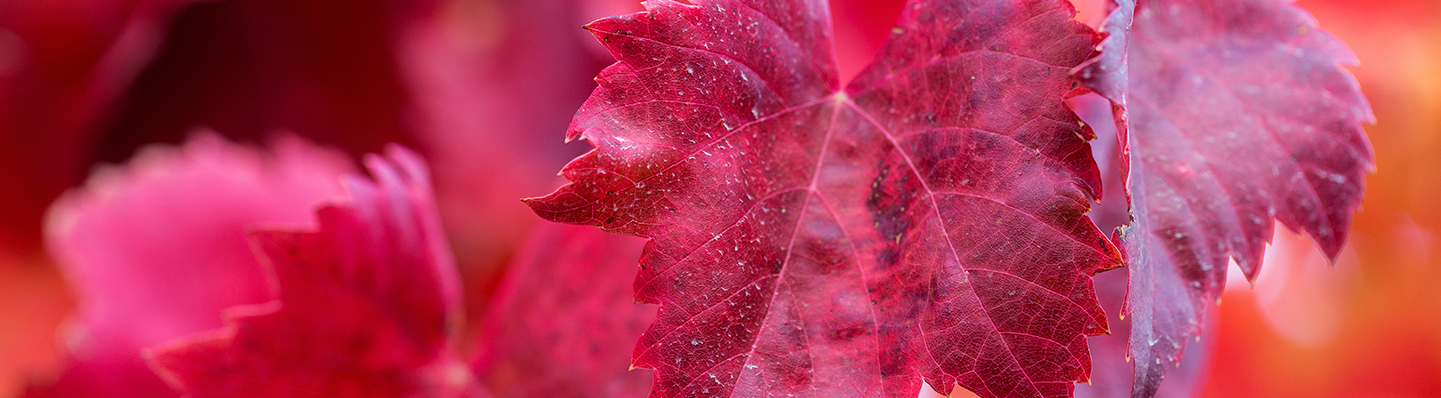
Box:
146, 147, 483, 397
28, 134, 349, 398
396, 0, 631, 311
1075, 0, 1374, 396
474, 222, 654, 398
525, 0, 1122, 396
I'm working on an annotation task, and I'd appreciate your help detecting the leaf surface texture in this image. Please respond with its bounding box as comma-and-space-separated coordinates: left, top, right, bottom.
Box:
527, 0, 1122, 396
1076, 1, 1374, 396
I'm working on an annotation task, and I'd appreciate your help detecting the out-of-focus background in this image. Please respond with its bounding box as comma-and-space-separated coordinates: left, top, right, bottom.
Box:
0, 0, 1435, 397
1198, 0, 1441, 396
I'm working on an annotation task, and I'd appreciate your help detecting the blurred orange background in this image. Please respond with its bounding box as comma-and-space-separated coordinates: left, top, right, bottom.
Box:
1197, 0, 1441, 396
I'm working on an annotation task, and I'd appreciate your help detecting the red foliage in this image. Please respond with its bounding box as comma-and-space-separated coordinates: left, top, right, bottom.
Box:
2, 0, 1398, 397
146, 147, 483, 397
474, 222, 655, 398
1077, 0, 1373, 396
28, 134, 350, 398
1067, 94, 1215, 398
526, 0, 1124, 396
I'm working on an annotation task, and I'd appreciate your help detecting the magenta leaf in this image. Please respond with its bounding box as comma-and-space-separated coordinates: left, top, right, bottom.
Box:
1076, 0, 1374, 396
145, 147, 484, 397
525, 0, 1123, 397
474, 222, 655, 397
1067, 95, 1216, 398
32, 134, 349, 398
397, 0, 632, 292
1073, 0, 1134, 107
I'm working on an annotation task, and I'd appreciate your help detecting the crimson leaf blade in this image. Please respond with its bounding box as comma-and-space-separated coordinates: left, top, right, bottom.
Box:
1076, 1, 1374, 396
525, 1, 1122, 397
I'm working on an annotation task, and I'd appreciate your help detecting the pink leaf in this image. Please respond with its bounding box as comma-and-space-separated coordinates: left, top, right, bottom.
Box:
33, 133, 350, 397
474, 222, 655, 398
1076, 0, 1374, 396
1065, 94, 1215, 398
1073, 0, 1134, 107
145, 147, 484, 398
526, 1, 1123, 397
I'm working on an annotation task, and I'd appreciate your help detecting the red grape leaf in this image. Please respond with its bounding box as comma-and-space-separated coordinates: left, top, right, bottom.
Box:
525, 0, 1123, 397
1076, 0, 1374, 396
145, 147, 485, 397
473, 222, 655, 397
